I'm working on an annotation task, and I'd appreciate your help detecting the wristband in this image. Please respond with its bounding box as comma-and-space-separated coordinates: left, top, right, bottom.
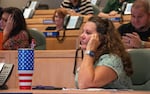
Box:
84, 50, 95, 57
141, 41, 145, 48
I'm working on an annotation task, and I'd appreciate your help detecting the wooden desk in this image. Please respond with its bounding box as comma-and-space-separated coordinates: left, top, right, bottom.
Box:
45, 29, 81, 50
1, 50, 150, 93
32, 9, 55, 18
0, 50, 82, 89
1, 88, 150, 94
26, 15, 89, 32
26, 10, 131, 50
26, 9, 131, 32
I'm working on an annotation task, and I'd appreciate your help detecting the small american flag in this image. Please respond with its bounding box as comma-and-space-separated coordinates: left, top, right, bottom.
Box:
18, 49, 34, 70
18, 70, 33, 89
18, 48, 34, 89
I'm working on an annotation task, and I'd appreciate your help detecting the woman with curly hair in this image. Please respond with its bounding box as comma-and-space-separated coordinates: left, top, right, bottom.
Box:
75, 15, 133, 89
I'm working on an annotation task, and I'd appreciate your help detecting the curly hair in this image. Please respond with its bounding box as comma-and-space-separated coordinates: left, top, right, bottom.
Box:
88, 16, 133, 76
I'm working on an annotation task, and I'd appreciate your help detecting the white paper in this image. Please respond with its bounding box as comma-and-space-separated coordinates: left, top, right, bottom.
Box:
124, 3, 133, 14
29, 1, 39, 9
66, 16, 79, 29
23, 8, 34, 18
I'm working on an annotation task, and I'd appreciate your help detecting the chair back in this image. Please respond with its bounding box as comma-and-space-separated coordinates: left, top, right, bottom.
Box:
28, 29, 46, 50
92, 5, 100, 15
128, 49, 150, 90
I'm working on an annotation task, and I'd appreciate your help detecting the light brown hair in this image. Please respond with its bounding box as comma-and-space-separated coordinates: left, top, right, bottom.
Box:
52, 8, 68, 21
132, 0, 150, 14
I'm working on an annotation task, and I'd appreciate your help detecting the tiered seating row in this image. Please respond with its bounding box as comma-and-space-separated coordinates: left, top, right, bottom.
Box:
25, 9, 131, 50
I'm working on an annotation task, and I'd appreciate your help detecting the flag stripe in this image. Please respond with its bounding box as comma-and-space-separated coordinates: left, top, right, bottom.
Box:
18, 70, 33, 74
19, 80, 32, 82
19, 74, 33, 76
19, 76, 32, 80
20, 86, 31, 89
19, 82, 32, 86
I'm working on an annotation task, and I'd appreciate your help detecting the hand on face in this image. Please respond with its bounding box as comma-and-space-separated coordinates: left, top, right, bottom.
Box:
86, 33, 100, 51
122, 32, 142, 48
4, 14, 14, 34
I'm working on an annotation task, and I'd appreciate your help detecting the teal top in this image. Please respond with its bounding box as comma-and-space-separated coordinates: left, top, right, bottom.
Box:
75, 54, 132, 89
102, 0, 135, 13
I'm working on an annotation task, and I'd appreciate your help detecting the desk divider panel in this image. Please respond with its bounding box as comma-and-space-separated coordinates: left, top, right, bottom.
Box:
1, 50, 82, 89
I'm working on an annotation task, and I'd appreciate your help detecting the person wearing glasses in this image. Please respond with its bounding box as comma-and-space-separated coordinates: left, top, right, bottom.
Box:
118, 0, 150, 49
75, 16, 133, 89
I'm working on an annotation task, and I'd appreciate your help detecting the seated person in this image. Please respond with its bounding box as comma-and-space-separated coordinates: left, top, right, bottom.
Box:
60, 0, 94, 15
118, 0, 150, 49
52, 8, 69, 31
0, 7, 32, 50
98, 0, 134, 18
75, 15, 133, 89
0, 7, 3, 30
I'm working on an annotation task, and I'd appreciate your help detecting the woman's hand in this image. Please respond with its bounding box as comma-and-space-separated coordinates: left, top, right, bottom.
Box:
86, 33, 100, 51
4, 15, 14, 34
3, 15, 14, 43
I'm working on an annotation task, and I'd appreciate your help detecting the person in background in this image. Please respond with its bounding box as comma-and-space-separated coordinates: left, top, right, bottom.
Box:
1, 7, 32, 50
52, 8, 69, 31
98, 0, 134, 18
0, 7, 3, 30
75, 16, 133, 89
60, 0, 94, 15
118, 0, 150, 49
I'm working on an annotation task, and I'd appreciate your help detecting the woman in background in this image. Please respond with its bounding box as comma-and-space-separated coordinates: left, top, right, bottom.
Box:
52, 8, 69, 31
1, 7, 32, 50
75, 16, 133, 89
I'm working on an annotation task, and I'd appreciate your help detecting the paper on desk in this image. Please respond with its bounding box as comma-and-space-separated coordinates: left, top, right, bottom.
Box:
63, 88, 117, 91
0, 63, 4, 72
63, 88, 133, 92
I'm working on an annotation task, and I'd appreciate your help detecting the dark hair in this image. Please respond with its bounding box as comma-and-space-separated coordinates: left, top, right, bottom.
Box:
0, 7, 3, 19
2, 7, 32, 43
88, 16, 133, 76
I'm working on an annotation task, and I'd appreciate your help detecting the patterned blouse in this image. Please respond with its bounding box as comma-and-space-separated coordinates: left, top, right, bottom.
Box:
3, 30, 30, 50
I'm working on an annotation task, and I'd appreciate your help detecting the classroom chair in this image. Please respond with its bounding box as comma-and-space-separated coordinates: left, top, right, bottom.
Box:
128, 49, 150, 90
92, 5, 100, 15
28, 29, 46, 50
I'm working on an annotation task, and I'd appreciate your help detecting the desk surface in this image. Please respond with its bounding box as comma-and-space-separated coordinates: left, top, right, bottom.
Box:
1, 88, 150, 94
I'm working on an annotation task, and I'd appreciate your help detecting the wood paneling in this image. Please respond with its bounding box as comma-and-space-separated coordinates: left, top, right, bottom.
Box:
1, 50, 82, 89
